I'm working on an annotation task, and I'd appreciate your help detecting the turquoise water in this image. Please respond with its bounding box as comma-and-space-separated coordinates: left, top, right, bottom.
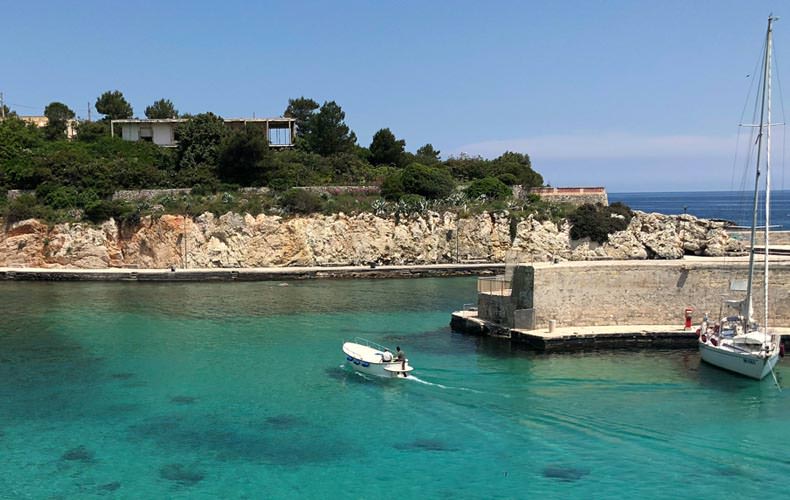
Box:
2, 277, 790, 499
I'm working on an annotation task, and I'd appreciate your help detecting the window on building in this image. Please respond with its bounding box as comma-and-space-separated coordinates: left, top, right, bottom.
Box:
139, 126, 153, 142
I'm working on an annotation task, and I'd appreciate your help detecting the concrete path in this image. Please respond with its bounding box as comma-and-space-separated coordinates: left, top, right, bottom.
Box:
0, 263, 506, 281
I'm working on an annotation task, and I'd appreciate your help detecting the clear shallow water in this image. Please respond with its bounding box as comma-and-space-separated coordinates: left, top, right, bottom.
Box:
611, 190, 790, 230
1, 278, 790, 499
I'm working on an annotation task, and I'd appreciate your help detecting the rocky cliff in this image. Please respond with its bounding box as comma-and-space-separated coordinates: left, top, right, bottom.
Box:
0, 211, 743, 269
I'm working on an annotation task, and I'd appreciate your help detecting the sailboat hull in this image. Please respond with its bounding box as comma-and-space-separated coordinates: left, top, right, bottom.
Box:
699, 340, 779, 380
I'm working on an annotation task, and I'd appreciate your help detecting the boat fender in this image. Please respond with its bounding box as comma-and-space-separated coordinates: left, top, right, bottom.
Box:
353, 359, 360, 365
361, 362, 370, 367
695, 328, 701, 336
701, 334, 707, 343
710, 337, 718, 347
346, 356, 353, 362
781, 344, 785, 358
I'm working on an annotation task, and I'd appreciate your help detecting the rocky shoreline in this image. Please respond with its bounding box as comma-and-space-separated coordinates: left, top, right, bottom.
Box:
0, 211, 744, 269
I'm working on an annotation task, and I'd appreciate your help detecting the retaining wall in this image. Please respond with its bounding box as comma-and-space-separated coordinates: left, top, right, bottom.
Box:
479, 259, 790, 329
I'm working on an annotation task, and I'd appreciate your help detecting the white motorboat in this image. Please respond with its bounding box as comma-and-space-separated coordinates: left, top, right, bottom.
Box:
342, 338, 413, 378
698, 15, 782, 381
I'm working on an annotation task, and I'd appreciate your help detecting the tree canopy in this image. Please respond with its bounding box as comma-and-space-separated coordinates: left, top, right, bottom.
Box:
145, 98, 178, 119
0, 93, 552, 222
284, 97, 319, 134
217, 125, 270, 185
175, 112, 228, 171
369, 128, 405, 167
491, 151, 542, 187
415, 144, 441, 165
95, 90, 133, 121
304, 101, 357, 156
43, 102, 75, 140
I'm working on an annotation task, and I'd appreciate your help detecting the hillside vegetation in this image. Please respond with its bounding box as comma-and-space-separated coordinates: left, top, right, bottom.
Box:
1, 92, 630, 244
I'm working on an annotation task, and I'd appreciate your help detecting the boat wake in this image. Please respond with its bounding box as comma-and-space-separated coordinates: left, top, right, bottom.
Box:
405, 374, 485, 394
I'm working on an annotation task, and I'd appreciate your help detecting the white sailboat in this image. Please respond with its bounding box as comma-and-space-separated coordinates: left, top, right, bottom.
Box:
698, 15, 782, 380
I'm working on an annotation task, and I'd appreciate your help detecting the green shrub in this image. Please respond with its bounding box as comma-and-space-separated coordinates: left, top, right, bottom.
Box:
75, 121, 110, 142
380, 170, 405, 200
568, 203, 633, 243
321, 194, 377, 215
445, 154, 488, 181
497, 173, 518, 186
36, 183, 79, 209
466, 177, 512, 200
83, 199, 139, 224
4, 194, 53, 224
401, 163, 454, 199
280, 188, 324, 214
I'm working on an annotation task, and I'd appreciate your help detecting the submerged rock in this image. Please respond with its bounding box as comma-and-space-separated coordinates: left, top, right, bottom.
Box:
159, 463, 205, 486
98, 481, 121, 492
61, 445, 93, 462
543, 465, 590, 482
170, 396, 197, 405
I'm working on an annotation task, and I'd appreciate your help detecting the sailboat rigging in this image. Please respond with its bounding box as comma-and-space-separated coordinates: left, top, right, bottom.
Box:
698, 15, 782, 381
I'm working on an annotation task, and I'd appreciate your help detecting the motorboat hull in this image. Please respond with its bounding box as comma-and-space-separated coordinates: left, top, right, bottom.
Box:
342, 341, 413, 379
699, 340, 779, 380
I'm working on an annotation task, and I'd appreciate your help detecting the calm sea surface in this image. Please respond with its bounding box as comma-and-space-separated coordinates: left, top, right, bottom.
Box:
610, 190, 790, 230
2, 278, 790, 498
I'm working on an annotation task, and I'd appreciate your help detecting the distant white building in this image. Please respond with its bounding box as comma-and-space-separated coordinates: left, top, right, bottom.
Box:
110, 117, 297, 148
17, 115, 78, 139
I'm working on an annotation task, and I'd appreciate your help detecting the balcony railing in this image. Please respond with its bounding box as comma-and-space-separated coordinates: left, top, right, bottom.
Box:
477, 275, 512, 296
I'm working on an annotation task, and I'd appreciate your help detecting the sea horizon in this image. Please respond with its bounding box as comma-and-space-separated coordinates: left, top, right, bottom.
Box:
610, 190, 790, 230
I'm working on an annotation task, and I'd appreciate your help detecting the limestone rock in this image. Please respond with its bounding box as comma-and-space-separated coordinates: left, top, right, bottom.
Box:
0, 209, 747, 268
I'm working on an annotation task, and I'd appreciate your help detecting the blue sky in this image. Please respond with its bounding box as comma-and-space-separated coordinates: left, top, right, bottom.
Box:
2, 1, 789, 191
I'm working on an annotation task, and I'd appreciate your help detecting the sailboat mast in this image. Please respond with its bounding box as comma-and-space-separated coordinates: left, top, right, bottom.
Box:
744, 15, 774, 327
763, 15, 774, 331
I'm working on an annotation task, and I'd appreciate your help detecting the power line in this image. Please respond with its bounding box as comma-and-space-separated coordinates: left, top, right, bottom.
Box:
8, 102, 40, 110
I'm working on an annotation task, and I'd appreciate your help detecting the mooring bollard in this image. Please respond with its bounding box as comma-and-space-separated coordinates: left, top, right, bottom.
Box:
548, 319, 556, 333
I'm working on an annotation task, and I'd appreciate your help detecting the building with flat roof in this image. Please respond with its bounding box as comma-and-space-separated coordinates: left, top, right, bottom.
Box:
110, 117, 296, 148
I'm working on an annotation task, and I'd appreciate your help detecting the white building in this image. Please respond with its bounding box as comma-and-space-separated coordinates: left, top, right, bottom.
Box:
110, 117, 297, 148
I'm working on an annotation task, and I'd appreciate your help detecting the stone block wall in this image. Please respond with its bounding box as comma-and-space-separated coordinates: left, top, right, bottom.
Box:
728, 230, 790, 246
479, 260, 790, 329
525, 187, 609, 206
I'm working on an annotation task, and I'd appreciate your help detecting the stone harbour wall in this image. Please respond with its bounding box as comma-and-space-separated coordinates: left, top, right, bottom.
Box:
480, 260, 790, 329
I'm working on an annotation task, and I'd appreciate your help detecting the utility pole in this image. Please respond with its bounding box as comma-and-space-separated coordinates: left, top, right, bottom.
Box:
1, 92, 5, 119
87, 102, 91, 122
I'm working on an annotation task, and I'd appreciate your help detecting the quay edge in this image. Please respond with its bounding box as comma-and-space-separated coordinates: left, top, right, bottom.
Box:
451, 310, 699, 352
0, 263, 505, 282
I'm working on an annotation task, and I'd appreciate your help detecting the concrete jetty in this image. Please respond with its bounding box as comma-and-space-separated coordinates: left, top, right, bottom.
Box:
452, 309, 790, 351
451, 256, 790, 352
0, 263, 505, 282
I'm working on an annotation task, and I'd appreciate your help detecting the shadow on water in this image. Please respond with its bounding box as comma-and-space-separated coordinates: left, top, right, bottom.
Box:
127, 410, 352, 466
159, 463, 205, 486
0, 323, 106, 422
393, 438, 460, 453
542, 465, 590, 482
61, 445, 94, 463
170, 396, 198, 405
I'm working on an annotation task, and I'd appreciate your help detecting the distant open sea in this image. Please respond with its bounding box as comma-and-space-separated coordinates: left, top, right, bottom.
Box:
610, 190, 790, 230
